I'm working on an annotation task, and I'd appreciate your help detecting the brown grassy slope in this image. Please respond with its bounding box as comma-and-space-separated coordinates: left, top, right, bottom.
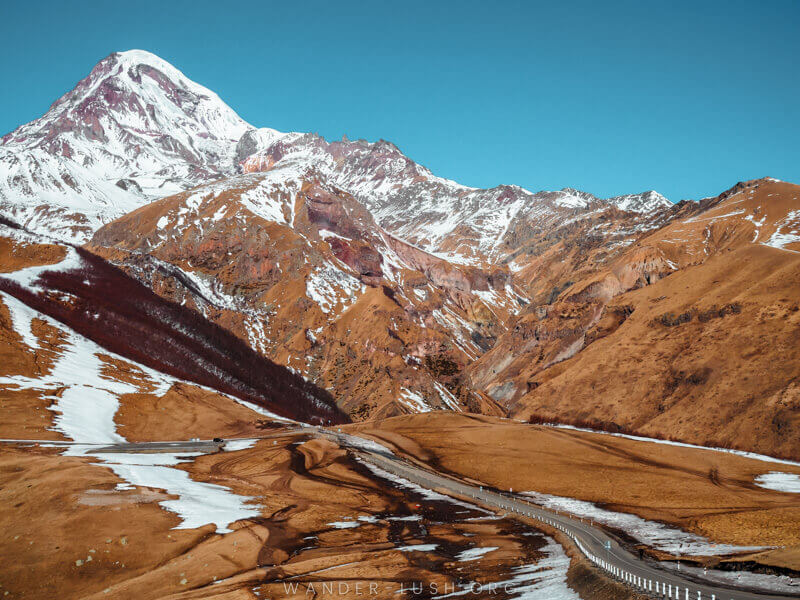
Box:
507, 243, 800, 460
354, 412, 800, 569
0, 235, 66, 273
469, 179, 800, 403
0, 242, 347, 425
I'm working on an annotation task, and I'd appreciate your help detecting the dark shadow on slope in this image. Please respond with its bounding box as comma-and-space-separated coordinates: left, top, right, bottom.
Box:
0, 247, 348, 425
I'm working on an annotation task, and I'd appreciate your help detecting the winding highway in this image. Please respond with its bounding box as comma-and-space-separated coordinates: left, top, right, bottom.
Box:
342, 439, 796, 600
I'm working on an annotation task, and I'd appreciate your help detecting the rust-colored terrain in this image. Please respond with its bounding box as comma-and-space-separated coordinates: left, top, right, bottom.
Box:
470, 179, 800, 460
2, 51, 800, 600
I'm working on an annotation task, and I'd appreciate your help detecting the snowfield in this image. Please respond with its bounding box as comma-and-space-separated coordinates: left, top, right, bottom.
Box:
0, 291, 262, 533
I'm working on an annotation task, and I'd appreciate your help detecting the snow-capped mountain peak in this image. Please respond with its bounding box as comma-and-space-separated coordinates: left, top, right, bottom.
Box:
0, 50, 253, 242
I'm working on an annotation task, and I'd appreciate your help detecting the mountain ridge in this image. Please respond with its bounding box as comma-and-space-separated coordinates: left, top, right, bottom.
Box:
1, 50, 671, 248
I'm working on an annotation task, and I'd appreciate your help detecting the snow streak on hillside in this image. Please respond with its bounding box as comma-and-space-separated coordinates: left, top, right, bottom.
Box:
0, 291, 261, 532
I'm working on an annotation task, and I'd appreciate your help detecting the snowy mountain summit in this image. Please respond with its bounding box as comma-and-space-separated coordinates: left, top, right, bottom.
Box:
0, 50, 250, 240
0, 50, 672, 245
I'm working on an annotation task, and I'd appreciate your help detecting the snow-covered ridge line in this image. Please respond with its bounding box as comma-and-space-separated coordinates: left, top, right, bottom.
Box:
2, 48, 675, 250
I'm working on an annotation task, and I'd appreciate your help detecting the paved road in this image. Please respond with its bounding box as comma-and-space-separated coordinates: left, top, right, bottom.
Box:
353, 447, 795, 600
0, 428, 309, 453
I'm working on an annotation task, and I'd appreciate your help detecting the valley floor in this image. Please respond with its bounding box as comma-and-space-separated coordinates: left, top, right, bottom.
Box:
0, 432, 589, 600
2, 413, 800, 599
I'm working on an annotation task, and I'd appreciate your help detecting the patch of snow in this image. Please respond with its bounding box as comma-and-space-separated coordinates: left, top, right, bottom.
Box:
508, 259, 525, 273
211, 205, 228, 222
2, 292, 42, 350
99, 450, 260, 533
754, 472, 800, 493
333, 432, 396, 455
397, 543, 438, 552
434, 538, 580, 600
398, 387, 431, 413
456, 546, 498, 561
684, 209, 745, 224
237, 178, 290, 225
521, 491, 769, 555
662, 562, 800, 595
744, 213, 767, 242
762, 209, 800, 252
1, 246, 83, 289
357, 515, 379, 523
328, 520, 361, 529
228, 397, 292, 423
305, 261, 365, 315
223, 439, 258, 452
318, 229, 349, 241
502, 538, 582, 600
433, 382, 461, 412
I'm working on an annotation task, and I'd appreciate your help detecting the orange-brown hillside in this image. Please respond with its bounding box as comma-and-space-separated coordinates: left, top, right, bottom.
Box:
470, 179, 800, 459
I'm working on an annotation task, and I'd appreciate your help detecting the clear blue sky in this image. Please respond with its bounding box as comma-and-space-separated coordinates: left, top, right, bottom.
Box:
2, 1, 798, 201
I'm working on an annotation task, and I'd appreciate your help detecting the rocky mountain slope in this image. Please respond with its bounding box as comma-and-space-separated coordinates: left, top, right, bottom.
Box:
237, 130, 672, 267
0, 219, 345, 424
86, 168, 510, 419
1, 50, 799, 458
471, 178, 800, 459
